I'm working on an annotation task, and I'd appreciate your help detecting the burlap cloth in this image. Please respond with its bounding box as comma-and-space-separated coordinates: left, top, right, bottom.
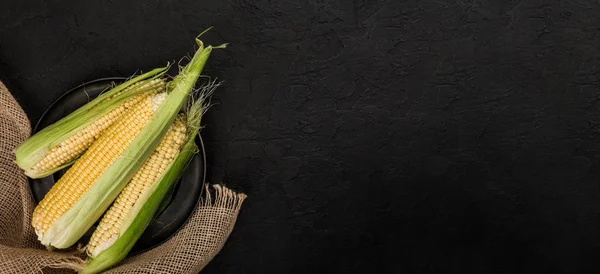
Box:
0, 81, 247, 273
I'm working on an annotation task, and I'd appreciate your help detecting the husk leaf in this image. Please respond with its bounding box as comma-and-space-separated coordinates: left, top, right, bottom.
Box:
81, 43, 220, 274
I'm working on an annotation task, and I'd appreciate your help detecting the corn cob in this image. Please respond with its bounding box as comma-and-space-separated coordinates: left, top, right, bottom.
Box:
31, 36, 223, 250
15, 67, 168, 178
82, 93, 212, 273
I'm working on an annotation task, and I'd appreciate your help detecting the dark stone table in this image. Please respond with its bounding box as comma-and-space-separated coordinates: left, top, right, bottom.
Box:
2, 1, 600, 273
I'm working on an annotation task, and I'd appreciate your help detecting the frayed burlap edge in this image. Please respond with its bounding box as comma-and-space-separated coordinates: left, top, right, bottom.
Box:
104, 183, 247, 274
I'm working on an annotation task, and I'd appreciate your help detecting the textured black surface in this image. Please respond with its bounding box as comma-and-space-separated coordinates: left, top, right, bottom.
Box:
2, 0, 600, 273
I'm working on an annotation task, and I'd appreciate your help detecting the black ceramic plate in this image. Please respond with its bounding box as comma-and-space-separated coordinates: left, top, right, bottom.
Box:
28, 77, 206, 254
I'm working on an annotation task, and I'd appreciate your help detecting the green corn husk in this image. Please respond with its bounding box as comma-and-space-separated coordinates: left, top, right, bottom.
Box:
15, 66, 169, 178
39, 35, 224, 249
80, 89, 215, 274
